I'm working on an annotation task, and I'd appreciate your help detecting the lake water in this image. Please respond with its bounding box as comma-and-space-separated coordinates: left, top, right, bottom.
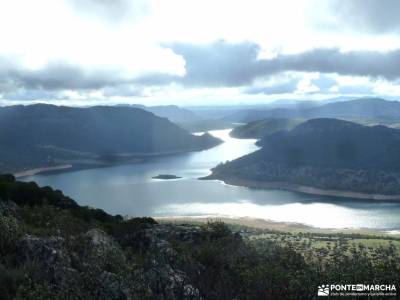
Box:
24, 129, 400, 230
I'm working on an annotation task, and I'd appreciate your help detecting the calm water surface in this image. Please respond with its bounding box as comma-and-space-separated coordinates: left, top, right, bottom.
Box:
24, 129, 400, 230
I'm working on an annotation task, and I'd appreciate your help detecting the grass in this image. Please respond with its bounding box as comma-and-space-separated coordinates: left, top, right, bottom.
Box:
158, 217, 400, 263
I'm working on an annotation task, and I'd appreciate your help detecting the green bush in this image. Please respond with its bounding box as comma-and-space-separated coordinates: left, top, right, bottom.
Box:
19, 204, 88, 237
0, 265, 24, 300
0, 214, 21, 256
16, 277, 55, 300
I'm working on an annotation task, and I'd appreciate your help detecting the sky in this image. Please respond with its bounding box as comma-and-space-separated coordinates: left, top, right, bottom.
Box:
0, 0, 400, 106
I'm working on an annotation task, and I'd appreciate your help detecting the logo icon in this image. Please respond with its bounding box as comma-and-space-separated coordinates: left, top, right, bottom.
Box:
356, 284, 364, 291
318, 285, 330, 296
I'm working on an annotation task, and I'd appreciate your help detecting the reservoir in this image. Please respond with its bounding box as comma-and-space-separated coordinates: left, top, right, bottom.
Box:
24, 129, 400, 230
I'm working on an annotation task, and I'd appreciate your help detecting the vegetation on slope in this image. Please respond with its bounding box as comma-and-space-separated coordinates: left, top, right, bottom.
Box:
230, 118, 303, 139
118, 104, 202, 123
210, 118, 400, 195
1, 174, 399, 299
0, 104, 222, 173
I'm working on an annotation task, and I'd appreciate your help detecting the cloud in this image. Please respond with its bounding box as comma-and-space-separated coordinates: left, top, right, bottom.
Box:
134, 72, 182, 86
167, 41, 262, 87
266, 48, 400, 80
1, 89, 61, 101
2, 40, 400, 102
66, 0, 150, 23
162, 41, 400, 86
244, 80, 299, 95
244, 74, 379, 97
334, 85, 374, 95
0, 61, 126, 92
0, 58, 177, 101
311, 75, 337, 92
244, 75, 300, 95
0, 59, 141, 101
1, 1, 399, 105
328, 0, 400, 33
102, 85, 144, 97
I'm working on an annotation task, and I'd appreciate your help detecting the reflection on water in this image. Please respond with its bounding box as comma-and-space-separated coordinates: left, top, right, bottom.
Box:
155, 200, 400, 229
24, 129, 400, 230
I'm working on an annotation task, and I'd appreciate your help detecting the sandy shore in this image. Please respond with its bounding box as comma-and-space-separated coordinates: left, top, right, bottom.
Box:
155, 215, 398, 236
211, 177, 400, 201
9, 144, 223, 179
13, 164, 73, 178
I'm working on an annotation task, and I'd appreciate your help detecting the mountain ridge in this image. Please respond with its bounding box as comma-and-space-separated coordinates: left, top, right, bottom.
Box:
207, 118, 400, 196
230, 118, 303, 139
223, 97, 400, 123
0, 104, 222, 173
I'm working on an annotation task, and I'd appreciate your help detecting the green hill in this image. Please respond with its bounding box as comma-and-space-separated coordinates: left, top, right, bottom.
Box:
230, 118, 303, 139
119, 104, 202, 123
208, 118, 400, 195
0, 104, 222, 173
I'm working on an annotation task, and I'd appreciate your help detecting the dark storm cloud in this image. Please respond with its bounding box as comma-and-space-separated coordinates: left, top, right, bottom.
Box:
329, 0, 400, 33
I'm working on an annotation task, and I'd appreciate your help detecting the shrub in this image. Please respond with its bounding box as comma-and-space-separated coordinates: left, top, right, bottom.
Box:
0, 214, 21, 256
0, 265, 24, 300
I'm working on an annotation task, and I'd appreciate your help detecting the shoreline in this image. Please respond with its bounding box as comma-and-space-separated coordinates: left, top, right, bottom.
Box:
11, 143, 224, 179
12, 160, 144, 178
154, 215, 400, 236
206, 176, 400, 201
13, 164, 73, 178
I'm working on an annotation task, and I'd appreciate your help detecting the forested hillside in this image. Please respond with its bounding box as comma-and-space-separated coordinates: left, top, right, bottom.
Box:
0, 104, 221, 173
208, 119, 400, 195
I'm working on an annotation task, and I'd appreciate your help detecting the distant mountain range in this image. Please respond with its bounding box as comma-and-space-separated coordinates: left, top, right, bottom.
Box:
207, 118, 400, 197
118, 104, 235, 133
223, 98, 400, 124
230, 118, 303, 139
118, 104, 202, 123
0, 104, 222, 173
177, 119, 235, 133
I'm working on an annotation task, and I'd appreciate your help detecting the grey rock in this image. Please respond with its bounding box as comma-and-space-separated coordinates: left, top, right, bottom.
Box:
17, 235, 70, 269
86, 228, 116, 247
0, 200, 18, 217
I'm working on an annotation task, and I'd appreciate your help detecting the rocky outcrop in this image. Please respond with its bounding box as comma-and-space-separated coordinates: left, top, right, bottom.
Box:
0, 200, 18, 217
114, 223, 203, 299
13, 223, 204, 299
0, 200, 21, 255
86, 228, 117, 247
